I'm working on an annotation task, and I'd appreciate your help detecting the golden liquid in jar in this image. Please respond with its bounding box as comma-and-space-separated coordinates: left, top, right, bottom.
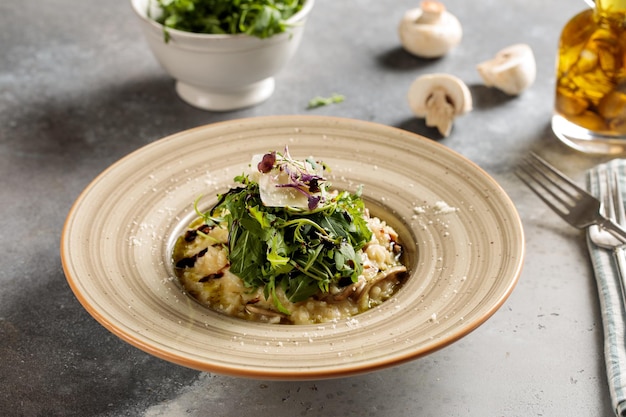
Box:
555, 6, 626, 135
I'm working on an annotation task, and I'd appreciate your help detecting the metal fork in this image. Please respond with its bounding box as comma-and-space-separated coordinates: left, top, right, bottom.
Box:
589, 167, 624, 249
596, 166, 626, 306
588, 166, 626, 249
516, 152, 626, 242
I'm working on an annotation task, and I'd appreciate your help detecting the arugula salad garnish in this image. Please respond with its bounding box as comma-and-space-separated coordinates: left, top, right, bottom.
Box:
152, 0, 304, 41
195, 149, 373, 314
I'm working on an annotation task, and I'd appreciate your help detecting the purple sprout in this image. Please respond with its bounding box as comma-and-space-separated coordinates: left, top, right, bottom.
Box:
307, 195, 321, 210
257, 152, 276, 173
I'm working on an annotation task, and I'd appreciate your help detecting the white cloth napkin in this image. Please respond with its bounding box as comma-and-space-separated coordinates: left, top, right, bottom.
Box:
587, 160, 626, 417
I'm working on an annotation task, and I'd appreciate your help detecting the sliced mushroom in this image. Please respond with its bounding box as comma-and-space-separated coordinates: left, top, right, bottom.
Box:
330, 280, 367, 302
408, 73, 472, 137
398, 1, 462, 58
477, 44, 536, 95
357, 265, 408, 311
245, 304, 287, 319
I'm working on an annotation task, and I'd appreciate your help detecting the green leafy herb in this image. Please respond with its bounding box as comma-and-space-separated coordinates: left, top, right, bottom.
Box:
151, 0, 304, 41
198, 151, 372, 313
307, 93, 345, 109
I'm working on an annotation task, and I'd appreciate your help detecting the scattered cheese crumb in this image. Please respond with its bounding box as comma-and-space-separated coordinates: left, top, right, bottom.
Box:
433, 200, 459, 214
413, 201, 459, 215
345, 318, 360, 328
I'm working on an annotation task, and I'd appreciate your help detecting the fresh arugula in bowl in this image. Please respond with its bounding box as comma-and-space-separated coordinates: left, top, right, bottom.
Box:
152, 0, 305, 39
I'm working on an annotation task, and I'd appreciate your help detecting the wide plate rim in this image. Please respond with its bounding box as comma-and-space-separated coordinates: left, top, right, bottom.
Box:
60, 115, 525, 380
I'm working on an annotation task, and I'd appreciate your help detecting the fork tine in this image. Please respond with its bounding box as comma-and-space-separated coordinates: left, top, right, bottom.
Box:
527, 152, 589, 198
516, 161, 573, 217
516, 154, 579, 211
516, 171, 571, 218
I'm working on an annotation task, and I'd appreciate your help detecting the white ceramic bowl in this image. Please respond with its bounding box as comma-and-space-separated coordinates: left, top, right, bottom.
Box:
130, 0, 314, 111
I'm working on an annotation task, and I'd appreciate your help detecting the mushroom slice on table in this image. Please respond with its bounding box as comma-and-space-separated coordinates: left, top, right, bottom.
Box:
398, 1, 462, 58
408, 73, 472, 137
477, 43, 536, 95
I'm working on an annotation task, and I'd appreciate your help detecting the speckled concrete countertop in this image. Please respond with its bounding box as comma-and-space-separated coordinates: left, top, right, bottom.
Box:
0, 0, 619, 416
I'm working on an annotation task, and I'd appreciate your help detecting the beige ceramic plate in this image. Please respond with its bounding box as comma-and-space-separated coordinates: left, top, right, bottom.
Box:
61, 115, 524, 380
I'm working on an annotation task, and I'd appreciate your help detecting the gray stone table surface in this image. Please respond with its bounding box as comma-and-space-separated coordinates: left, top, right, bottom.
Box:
0, 0, 620, 416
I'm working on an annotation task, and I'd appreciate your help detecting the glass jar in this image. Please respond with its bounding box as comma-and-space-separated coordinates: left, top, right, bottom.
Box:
552, 0, 626, 154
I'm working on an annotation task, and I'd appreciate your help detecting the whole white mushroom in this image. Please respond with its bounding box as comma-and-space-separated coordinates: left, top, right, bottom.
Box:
398, 1, 462, 58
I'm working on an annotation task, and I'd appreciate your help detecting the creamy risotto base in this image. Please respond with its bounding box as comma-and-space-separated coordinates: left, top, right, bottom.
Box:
173, 214, 406, 325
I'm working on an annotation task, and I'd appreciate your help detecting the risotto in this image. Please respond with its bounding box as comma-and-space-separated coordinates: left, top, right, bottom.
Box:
172, 149, 407, 325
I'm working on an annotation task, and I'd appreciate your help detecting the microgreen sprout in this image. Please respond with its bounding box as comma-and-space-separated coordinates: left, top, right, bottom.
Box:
258, 147, 329, 210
